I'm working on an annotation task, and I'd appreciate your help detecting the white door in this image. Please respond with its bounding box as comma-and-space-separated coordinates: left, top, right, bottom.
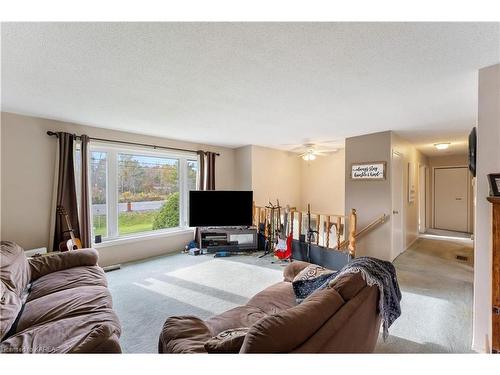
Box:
391, 151, 404, 260
434, 167, 469, 232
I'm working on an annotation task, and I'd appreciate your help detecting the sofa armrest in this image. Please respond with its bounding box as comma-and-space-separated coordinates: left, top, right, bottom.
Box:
283, 260, 311, 282
28, 248, 99, 281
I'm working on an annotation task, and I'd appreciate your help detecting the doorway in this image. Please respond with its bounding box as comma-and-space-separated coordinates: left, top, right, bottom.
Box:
433, 167, 469, 233
418, 164, 427, 233
391, 151, 404, 260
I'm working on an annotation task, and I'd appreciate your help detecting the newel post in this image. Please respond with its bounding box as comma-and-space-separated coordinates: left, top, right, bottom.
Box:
348, 208, 357, 258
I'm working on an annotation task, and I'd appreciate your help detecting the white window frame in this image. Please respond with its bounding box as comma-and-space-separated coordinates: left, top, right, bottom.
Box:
89, 142, 198, 243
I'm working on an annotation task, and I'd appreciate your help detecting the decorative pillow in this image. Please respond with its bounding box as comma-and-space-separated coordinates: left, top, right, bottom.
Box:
293, 264, 334, 282
204, 327, 249, 353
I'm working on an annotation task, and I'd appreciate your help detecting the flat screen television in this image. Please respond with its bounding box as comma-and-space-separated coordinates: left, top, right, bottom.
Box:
468, 127, 477, 177
189, 190, 253, 227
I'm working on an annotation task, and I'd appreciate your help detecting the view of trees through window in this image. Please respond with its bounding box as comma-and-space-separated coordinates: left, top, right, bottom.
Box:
91, 151, 107, 237
91, 149, 198, 239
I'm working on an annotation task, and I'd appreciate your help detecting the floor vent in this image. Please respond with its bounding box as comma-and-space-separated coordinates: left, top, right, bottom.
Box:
456, 255, 469, 262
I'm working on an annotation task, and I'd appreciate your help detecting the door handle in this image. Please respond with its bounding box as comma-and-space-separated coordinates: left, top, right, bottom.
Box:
455, 198, 463, 200
392, 210, 399, 215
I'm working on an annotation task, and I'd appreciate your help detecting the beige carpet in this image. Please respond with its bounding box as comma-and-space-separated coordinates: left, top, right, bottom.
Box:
107, 236, 474, 353
375, 237, 474, 353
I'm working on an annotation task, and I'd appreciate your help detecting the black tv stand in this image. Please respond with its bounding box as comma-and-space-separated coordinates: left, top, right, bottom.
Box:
197, 227, 258, 253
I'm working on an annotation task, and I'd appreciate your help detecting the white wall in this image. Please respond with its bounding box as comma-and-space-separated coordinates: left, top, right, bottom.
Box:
473, 63, 500, 353
0, 112, 237, 266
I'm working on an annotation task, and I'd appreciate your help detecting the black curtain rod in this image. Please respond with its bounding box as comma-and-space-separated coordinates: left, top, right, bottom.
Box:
46, 131, 220, 156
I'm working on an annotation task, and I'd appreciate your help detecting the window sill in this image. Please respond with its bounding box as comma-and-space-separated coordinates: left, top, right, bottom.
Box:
93, 227, 195, 248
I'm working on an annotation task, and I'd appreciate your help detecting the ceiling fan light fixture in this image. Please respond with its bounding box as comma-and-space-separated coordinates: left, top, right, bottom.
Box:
434, 142, 450, 150
302, 152, 316, 161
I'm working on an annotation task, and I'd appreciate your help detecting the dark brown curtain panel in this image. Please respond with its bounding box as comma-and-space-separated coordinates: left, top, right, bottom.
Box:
80, 135, 91, 248
205, 152, 216, 190
196, 151, 216, 191
53, 132, 80, 251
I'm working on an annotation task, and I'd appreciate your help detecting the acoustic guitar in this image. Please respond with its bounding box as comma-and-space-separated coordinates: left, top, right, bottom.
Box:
57, 205, 82, 251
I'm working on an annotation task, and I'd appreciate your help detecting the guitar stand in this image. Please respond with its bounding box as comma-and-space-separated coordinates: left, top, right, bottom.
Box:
258, 241, 272, 258
271, 257, 293, 266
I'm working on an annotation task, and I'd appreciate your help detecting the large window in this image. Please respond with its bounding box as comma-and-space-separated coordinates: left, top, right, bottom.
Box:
90, 144, 198, 242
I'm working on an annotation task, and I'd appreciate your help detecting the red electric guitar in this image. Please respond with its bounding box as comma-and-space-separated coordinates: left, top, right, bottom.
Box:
275, 205, 292, 260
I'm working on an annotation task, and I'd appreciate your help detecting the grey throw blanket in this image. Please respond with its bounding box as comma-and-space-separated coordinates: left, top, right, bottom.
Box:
292, 257, 401, 340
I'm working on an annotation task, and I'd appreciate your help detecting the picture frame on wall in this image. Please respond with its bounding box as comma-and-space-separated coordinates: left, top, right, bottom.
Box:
488, 173, 500, 196
408, 162, 416, 203
350, 161, 386, 180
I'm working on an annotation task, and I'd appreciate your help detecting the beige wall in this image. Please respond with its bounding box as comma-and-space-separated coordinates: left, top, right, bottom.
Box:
233, 145, 346, 215
427, 154, 473, 232
391, 133, 429, 249
345, 131, 393, 261
250, 145, 302, 208
233, 145, 252, 191
300, 149, 345, 215
344, 131, 429, 261
0, 112, 237, 266
473, 63, 500, 353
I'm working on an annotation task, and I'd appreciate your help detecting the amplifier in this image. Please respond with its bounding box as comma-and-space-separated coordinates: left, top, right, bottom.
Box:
206, 244, 240, 254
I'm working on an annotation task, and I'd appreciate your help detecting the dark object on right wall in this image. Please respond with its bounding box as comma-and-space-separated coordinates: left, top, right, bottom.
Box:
488, 174, 500, 196
468, 127, 477, 177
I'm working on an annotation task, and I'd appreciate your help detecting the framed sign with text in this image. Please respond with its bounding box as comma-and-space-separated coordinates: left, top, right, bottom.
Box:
351, 161, 386, 180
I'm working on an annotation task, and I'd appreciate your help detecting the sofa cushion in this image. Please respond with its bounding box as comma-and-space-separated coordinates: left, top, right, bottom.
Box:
1, 241, 30, 296
293, 264, 335, 282
240, 287, 345, 353
27, 266, 107, 302
159, 316, 213, 353
204, 327, 249, 353
328, 272, 366, 301
205, 305, 268, 336
246, 281, 297, 314
28, 248, 99, 281
15, 285, 114, 333
0, 311, 121, 353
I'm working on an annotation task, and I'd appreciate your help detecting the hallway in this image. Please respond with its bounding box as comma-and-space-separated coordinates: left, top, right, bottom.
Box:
375, 237, 474, 353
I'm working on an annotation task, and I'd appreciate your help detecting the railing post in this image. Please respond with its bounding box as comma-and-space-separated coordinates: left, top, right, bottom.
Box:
336, 216, 342, 250
316, 214, 321, 245
326, 215, 331, 248
348, 208, 357, 258
297, 211, 302, 238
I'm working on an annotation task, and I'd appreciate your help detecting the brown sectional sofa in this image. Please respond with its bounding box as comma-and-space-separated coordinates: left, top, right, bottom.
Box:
0, 241, 121, 353
159, 260, 382, 353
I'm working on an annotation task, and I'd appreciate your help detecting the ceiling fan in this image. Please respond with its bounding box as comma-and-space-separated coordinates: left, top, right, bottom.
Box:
287, 142, 342, 161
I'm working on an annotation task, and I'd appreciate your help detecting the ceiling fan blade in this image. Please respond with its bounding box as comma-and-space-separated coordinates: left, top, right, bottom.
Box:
290, 146, 307, 152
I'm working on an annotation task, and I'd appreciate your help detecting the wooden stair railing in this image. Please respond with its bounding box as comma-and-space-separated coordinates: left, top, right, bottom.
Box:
253, 202, 389, 259
338, 209, 390, 257
253, 202, 346, 250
